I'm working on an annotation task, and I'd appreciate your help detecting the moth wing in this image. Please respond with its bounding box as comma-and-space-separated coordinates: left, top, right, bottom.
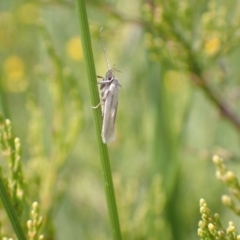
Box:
101, 82, 119, 144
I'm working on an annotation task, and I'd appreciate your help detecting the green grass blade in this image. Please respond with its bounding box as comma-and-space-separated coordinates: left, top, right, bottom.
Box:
0, 175, 26, 240
74, 0, 122, 239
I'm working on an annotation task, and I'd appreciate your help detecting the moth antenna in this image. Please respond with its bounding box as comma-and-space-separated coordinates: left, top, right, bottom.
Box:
100, 27, 110, 70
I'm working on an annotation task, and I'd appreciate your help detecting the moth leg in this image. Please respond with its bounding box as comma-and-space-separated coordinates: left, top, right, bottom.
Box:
98, 79, 113, 84
92, 102, 102, 109
97, 80, 111, 85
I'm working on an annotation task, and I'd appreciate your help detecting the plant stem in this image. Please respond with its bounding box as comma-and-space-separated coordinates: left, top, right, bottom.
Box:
0, 175, 26, 240
74, 0, 122, 239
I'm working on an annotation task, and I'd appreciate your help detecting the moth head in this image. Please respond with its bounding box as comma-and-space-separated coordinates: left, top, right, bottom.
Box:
105, 69, 115, 80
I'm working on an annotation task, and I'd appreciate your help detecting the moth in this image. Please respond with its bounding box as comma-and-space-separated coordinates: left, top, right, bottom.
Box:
94, 28, 121, 144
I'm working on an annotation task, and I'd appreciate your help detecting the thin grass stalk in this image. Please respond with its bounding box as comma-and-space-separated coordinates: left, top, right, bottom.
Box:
0, 175, 26, 240
74, 0, 122, 239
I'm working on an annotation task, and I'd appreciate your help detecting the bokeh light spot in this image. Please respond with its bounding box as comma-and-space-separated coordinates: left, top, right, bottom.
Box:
3, 55, 28, 92
17, 3, 39, 25
164, 70, 187, 93
0, 12, 15, 48
204, 37, 220, 55
66, 37, 83, 61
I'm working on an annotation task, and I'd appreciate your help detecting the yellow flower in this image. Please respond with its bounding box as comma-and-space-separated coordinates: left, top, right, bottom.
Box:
17, 3, 39, 24
164, 70, 187, 93
3, 56, 28, 92
66, 37, 83, 61
204, 37, 220, 55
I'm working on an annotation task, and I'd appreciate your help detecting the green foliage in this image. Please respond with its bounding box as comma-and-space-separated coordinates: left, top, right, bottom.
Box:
213, 155, 240, 213
27, 202, 44, 240
115, 174, 169, 239
0, 114, 43, 240
198, 198, 240, 240
0, 115, 24, 214
197, 155, 240, 239
0, 0, 240, 239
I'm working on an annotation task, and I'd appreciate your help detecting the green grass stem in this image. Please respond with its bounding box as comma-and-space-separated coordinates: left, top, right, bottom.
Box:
74, 0, 122, 239
0, 175, 26, 240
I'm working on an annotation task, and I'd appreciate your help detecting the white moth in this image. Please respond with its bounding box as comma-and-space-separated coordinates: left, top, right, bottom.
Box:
95, 28, 121, 144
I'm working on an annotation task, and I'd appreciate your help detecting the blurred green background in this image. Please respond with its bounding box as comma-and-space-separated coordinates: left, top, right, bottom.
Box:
1, 0, 240, 239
